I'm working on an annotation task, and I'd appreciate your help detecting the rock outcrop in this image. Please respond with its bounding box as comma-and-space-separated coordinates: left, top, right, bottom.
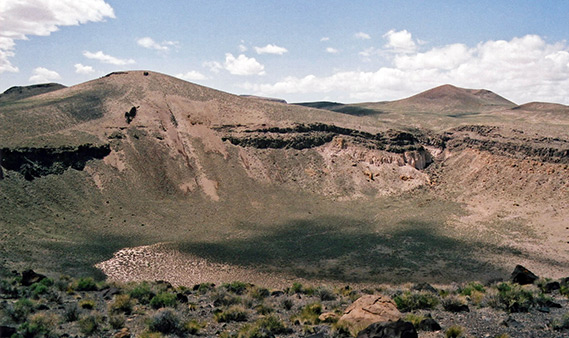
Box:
339, 294, 401, 333
356, 319, 418, 338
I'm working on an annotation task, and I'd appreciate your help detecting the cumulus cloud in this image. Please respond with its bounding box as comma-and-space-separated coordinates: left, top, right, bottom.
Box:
83, 50, 135, 65
326, 47, 339, 54
238, 44, 248, 52
29, 67, 61, 83
383, 29, 416, 53
203, 61, 223, 73
224, 53, 265, 76
176, 70, 207, 81
137, 37, 178, 51
243, 34, 569, 104
254, 44, 288, 55
354, 32, 371, 40
0, 0, 114, 73
74, 63, 94, 74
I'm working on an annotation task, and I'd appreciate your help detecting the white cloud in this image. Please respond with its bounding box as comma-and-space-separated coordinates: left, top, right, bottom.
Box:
238, 44, 248, 52
29, 67, 61, 83
224, 53, 265, 76
74, 63, 94, 74
254, 44, 288, 55
83, 50, 135, 65
176, 70, 207, 81
326, 47, 339, 54
137, 37, 178, 51
383, 29, 416, 53
242, 34, 569, 104
320, 37, 330, 42
0, 0, 114, 73
354, 32, 371, 40
203, 61, 223, 73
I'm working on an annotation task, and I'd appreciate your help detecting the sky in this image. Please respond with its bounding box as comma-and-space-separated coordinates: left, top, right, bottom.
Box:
1, 1, 569, 104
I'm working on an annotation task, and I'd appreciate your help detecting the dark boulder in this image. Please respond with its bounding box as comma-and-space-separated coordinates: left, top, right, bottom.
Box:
418, 318, 441, 331
544, 281, 561, 293
412, 282, 437, 293
21, 269, 47, 286
356, 320, 417, 338
511, 265, 538, 285
101, 287, 121, 300
0, 326, 17, 338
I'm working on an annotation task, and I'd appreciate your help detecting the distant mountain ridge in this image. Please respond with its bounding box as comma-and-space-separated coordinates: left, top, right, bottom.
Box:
0, 83, 66, 102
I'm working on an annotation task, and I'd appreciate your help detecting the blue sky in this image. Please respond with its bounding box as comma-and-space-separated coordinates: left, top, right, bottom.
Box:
1, 1, 569, 104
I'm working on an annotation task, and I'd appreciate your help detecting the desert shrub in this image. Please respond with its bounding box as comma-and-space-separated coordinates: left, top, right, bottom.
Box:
295, 303, 322, 325
492, 282, 534, 313
10, 298, 34, 322
254, 303, 274, 315
79, 314, 100, 335
403, 313, 426, 327
194, 282, 215, 294
29, 282, 49, 299
75, 277, 97, 291
182, 319, 205, 335
211, 289, 241, 307
79, 298, 96, 310
148, 309, 180, 334
140, 332, 165, 338
290, 282, 304, 294
469, 290, 485, 306
18, 312, 59, 337
55, 275, 71, 292
494, 334, 510, 338
249, 286, 270, 300
110, 294, 134, 314
64, 303, 79, 322
445, 325, 465, 338
442, 295, 469, 312
238, 315, 291, 338
109, 314, 126, 329
223, 281, 249, 295
129, 281, 155, 304
560, 285, 569, 298
150, 292, 177, 309
552, 312, 569, 330
331, 321, 352, 337
0, 278, 19, 298
282, 298, 294, 310
393, 291, 439, 312
214, 305, 249, 322
460, 282, 485, 296
317, 287, 336, 301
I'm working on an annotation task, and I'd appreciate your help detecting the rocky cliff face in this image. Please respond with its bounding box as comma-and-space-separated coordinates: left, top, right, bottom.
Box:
0, 144, 110, 180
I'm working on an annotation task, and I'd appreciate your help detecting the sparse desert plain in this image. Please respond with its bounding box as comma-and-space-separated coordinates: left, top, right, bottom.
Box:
1, 71, 569, 337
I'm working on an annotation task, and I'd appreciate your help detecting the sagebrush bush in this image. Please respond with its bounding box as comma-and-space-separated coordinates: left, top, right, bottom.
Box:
282, 298, 294, 310
254, 303, 274, 315
223, 281, 249, 295
148, 309, 180, 334
18, 312, 59, 337
10, 298, 34, 322
445, 325, 464, 338
317, 287, 336, 301
249, 286, 270, 300
110, 294, 134, 314
460, 282, 485, 296
214, 305, 249, 322
442, 295, 469, 312
75, 277, 97, 291
129, 281, 155, 304
150, 292, 177, 309
109, 314, 126, 329
552, 312, 569, 331
295, 303, 322, 325
238, 315, 290, 338
29, 282, 50, 299
393, 291, 439, 312
492, 282, 534, 313
211, 289, 241, 307
64, 303, 79, 322
182, 319, 205, 334
79, 314, 100, 335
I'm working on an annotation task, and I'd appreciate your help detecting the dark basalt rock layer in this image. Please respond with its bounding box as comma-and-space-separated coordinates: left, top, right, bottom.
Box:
0, 144, 111, 180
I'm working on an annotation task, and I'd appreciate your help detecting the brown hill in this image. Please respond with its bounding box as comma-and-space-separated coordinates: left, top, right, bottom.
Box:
0, 71, 568, 287
362, 84, 516, 114
0, 83, 66, 103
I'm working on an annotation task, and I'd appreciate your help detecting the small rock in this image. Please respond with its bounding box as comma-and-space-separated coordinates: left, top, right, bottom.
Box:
113, 328, 130, 338
356, 319, 418, 338
511, 265, 538, 285
318, 312, 339, 323
101, 287, 121, 300
537, 306, 550, 313
21, 269, 47, 286
501, 316, 522, 328
271, 290, 285, 297
176, 293, 188, 303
